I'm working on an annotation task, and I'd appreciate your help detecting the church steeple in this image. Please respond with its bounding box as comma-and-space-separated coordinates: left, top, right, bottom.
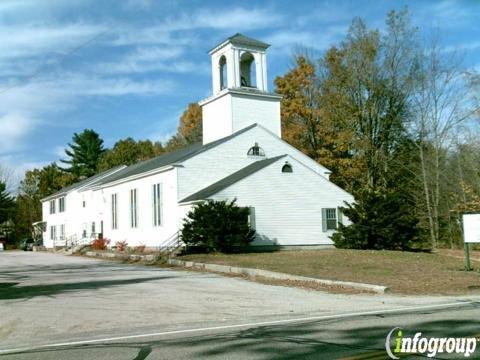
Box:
209, 33, 270, 94
200, 33, 281, 145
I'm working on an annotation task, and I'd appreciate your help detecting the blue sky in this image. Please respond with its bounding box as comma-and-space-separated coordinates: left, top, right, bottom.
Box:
1, 0, 479, 185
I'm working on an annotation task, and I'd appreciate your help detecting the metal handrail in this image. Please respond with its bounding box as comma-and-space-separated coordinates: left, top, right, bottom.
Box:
160, 231, 183, 254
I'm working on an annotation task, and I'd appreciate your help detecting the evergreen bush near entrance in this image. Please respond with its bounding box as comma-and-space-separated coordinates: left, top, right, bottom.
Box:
181, 199, 255, 253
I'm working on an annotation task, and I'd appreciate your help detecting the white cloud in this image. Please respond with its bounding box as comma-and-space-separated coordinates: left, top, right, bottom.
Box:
0, 156, 51, 193
1, 73, 175, 106
94, 46, 208, 75
191, 7, 282, 30
98, 58, 208, 75
112, 7, 282, 46
414, 0, 479, 30
266, 26, 347, 54
0, 73, 176, 172
0, 23, 105, 59
442, 40, 480, 54
151, 129, 176, 144
53, 145, 66, 158
122, 0, 155, 11
127, 46, 184, 62
54, 74, 177, 96
0, 4, 285, 175
0, 112, 37, 154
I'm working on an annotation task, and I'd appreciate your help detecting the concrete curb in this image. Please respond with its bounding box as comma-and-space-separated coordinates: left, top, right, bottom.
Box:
85, 251, 160, 262
167, 258, 388, 294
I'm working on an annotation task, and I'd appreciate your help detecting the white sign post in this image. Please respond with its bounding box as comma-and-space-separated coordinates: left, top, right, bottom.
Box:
462, 214, 480, 271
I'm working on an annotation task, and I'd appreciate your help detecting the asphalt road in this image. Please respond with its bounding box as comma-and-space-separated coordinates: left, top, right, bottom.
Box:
1, 251, 479, 359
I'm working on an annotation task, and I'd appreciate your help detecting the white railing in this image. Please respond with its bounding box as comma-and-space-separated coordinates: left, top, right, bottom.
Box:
55, 231, 184, 255
54, 233, 96, 250
54, 237, 70, 249
159, 231, 184, 255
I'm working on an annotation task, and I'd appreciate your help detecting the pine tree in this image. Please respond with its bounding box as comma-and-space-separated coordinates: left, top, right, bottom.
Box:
0, 181, 15, 224
61, 129, 105, 178
332, 188, 419, 250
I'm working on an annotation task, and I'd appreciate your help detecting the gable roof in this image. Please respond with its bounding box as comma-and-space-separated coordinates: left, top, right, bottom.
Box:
90, 123, 259, 187
41, 165, 126, 202
209, 33, 270, 53
180, 155, 286, 203
227, 33, 270, 49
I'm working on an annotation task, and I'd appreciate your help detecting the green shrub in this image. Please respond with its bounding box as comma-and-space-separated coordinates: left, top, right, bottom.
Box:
181, 199, 255, 253
331, 188, 419, 250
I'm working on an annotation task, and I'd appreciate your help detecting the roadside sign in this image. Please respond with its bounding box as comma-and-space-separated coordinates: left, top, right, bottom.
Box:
462, 214, 480, 243
462, 213, 480, 271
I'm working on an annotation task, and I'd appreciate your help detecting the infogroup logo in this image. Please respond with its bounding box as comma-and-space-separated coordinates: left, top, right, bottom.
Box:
385, 327, 478, 359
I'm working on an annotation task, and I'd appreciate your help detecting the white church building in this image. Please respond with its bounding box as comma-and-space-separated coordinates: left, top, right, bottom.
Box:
41, 34, 354, 249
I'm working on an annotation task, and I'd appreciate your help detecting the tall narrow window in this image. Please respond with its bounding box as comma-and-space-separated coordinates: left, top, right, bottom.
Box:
130, 189, 138, 228
111, 193, 118, 230
248, 207, 256, 230
60, 224, 65, 240
59, 197, 65, 212
152, 183, 163, 226
49, 200, 56, 214
50, 225, 56, 240
91, 222, 96, 235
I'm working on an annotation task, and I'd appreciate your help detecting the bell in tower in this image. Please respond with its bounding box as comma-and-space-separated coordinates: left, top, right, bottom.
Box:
208, 33, 270, 94
240, 52, 255, 87
199, 33, 282, 144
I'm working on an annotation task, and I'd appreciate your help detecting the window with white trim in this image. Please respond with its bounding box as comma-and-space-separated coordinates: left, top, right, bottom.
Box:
130, 189, 138, 228
50, 225, 56, 240
322, 208, 337, 231
152, 183, 162, 227
91, 222, 96, 235
49, 200, 56, 214
59, 197, 65, 212
111, 193, 118, 229
59, 224, 65, 240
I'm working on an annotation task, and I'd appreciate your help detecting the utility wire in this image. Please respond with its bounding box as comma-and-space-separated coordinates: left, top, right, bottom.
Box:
0, 29, 108, 95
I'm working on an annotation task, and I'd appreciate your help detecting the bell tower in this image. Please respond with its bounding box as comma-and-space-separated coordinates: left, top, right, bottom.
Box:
199, 33, 282, 144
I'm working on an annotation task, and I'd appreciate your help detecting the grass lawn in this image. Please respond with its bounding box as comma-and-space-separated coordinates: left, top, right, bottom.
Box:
180, 249, 480, 295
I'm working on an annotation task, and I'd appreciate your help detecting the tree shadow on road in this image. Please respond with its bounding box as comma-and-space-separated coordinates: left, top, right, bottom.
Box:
4, 305, 480, 359
0, 262, 157, 275
0, 276, 174, 301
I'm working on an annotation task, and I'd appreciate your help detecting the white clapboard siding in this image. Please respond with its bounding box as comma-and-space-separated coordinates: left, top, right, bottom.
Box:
178, 125, 331, 200
208, 155, 353, 246
230, 93, 281, 137
98, 168, 179, 247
